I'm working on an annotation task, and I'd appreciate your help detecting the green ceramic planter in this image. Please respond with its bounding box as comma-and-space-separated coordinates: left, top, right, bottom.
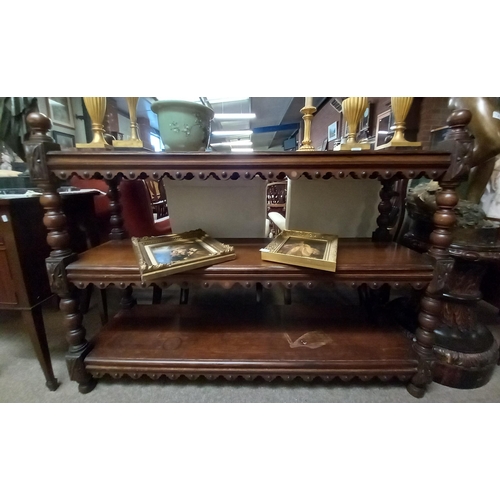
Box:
151, 100, 214, 152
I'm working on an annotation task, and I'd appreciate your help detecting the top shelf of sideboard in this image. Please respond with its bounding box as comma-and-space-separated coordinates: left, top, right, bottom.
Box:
44, 150, 452, 181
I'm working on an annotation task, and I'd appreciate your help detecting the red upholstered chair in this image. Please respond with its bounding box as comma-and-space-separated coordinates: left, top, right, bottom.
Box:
69, 177, 112, 242
119, 179, 171, 238
119, 179, 172, 305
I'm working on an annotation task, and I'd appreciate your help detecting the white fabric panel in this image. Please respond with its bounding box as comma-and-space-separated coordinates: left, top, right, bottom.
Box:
285, 178, 381, 238
163, 177, 268, 238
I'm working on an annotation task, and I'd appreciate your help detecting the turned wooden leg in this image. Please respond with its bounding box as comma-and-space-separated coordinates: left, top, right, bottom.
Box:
256, 282, 263, 304
180, 287, 189, 305
407, 293, 441, 398
372, 179, 396, 243
98, 288, 108, 325
21, 305, 60, 391
152, 284, 162, 304
60, 288, 97, 394
79, 284, 93, 314
120, 285, 137, 310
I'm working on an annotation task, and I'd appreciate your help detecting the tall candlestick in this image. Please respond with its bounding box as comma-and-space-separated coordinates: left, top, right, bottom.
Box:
113, 97, 147, 149
298, 100, 317, 151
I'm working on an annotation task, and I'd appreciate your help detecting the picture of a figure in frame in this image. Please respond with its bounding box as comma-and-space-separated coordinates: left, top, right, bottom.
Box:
277, 237, 327, 260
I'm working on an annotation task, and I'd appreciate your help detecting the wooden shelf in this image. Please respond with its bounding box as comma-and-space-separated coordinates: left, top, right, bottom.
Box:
67, 238, 434, 289
85, 304, 418, 382
45, 150, 452, 182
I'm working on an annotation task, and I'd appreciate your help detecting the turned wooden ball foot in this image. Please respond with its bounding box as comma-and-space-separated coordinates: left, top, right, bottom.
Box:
78, 378, 98, 394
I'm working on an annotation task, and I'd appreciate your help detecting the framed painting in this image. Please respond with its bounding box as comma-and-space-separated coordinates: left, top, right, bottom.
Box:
429, 126, 449, 150
46, 97, 75, 129
374, 109, 394, 149
132, 229, 236, 281
53, 130, 75, 149
327, 121, 338, 142
359, 102, 374, 136
260, 229, 338, 272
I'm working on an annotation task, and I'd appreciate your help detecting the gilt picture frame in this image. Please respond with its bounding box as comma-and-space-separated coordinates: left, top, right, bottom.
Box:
260, 229, 338, 272
132, 229, 236, 281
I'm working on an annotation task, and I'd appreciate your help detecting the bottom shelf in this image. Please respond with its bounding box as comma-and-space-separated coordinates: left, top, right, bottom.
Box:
85, 304, 418, 382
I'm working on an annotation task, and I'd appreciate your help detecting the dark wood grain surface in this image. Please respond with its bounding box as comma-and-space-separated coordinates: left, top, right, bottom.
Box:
66, 238, 434, 286
45, 150, 452, 182
85, 304, 417, 380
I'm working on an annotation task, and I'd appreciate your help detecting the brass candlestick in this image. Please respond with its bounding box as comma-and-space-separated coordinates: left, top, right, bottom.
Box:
113, 97, 144, 148
334, 97, 370, 151
298, 97, 316, 151
377, 97, 421, 149
76, 97, 111, 149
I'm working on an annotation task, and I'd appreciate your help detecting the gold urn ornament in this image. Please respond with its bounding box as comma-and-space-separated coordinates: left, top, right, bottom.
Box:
376, 97, 421, 149
76, 97, 112, 149
334, 97, 371, 151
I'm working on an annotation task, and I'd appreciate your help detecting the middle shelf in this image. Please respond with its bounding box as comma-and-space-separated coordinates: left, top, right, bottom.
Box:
66, 238, 434, 289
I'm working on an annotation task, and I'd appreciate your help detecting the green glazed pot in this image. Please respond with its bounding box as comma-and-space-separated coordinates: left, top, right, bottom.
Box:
151, 100, 214, 152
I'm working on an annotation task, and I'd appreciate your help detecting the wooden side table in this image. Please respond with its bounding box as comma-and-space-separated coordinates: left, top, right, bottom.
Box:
0, 191, 100, 390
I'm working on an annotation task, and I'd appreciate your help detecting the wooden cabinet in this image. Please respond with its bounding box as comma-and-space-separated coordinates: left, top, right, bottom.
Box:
0, 196, 57, 390
0, 192, 101, 390
24, 112, 475, 397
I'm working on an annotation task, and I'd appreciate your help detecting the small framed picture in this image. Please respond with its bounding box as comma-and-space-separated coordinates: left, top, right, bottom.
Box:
53, 130, 75, 149
260, 229, 338, 272
374, 109, 394, 149
132, 229, 236, 281
327, 121, 338, 142
46, 97, 75, 129
429, 126, 449, 149
359, 102, 374, 136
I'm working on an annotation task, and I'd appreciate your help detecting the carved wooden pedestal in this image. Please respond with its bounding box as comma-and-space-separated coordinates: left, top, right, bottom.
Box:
432, 241, 500, 389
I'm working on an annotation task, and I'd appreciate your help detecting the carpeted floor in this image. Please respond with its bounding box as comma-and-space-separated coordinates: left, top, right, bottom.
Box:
1, 285, 499, 403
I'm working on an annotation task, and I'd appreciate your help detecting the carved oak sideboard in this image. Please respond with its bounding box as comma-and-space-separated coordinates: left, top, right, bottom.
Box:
24, 110, 478, 397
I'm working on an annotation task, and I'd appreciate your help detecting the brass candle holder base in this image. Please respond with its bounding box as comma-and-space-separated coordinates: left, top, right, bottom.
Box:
376, 140, 421, 150
112, 138, 144, 148
334, 142, 371, 151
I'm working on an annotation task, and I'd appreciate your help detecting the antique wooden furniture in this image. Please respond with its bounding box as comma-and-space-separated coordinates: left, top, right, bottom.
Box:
24, 110, 475, 398
0, 190, 100, 390
120, 179, 171, 238
0, 195, 58, 390
145, 179, 168, 219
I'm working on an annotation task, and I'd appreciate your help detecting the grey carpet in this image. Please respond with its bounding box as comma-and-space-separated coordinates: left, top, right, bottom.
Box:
1, 285, 499, 403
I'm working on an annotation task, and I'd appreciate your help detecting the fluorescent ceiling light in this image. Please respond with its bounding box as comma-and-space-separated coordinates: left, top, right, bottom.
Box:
212, 130, 253, 137
214, 113, 256, 120
206, 97, 249, 104
230, 148, 254, 153
211, 140, 253, 147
